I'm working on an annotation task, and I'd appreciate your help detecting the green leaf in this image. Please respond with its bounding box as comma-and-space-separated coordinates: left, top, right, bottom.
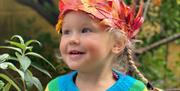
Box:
8, 56, 18, 61
0, 46, 22, 54
0, 80, 5, 90
15, 52, 31, 71
0, 74, 21, 91
24, 70, 33, 90
31, 62, 52, 78
25, 46, 33, 52
3, 83, 11, 91
24, 70, 43, 91
0, 62, 24, 80
21, 56, 31, 71
32, 76, 43, 91
0, 54, 9, 63
25, 40, 42, 47
5, 40, 26, 50
25, 52, 55, 70
11, 35, 24, 45
0, 62, 9, 69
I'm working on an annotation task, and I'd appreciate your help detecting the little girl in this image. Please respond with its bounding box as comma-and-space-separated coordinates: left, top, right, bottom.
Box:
45, 0, 160, 91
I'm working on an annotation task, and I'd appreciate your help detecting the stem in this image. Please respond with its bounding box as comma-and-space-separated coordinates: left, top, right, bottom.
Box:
22, 48, 27, 91
22, 47, 26, 56
22, 80, 27, 91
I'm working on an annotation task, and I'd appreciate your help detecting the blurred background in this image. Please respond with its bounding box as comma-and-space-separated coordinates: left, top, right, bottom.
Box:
0, 0, 179, 90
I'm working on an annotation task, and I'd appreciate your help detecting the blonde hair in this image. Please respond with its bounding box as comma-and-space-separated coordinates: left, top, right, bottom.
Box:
109, 28, 159, 90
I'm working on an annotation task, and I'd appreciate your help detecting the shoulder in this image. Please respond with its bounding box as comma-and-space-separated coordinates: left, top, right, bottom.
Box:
45, 71, 77, 91
114, 71, 148, 91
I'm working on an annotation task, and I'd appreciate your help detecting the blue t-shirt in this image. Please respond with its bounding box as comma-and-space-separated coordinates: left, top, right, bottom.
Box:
45, 70, 148, 91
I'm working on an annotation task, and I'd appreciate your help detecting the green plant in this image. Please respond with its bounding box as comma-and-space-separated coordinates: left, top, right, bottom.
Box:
0, 35, 55, 91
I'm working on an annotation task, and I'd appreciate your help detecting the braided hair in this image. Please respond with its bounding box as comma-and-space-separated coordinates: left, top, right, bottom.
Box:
110, 29, 160, 91
125, 42, 161, 91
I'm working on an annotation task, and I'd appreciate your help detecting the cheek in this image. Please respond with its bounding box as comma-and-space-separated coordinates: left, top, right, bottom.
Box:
59, 38, 66, 55
83, 39, 107, 58
83, 34, 113, 59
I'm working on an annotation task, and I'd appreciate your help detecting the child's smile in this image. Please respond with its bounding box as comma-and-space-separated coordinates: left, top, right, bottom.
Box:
68, 49, 86, 61
60, 11, 115, 71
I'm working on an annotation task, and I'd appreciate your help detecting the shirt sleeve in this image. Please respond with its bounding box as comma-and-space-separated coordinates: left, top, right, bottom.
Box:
44, 77, 61, 91
128, 80, 148, 91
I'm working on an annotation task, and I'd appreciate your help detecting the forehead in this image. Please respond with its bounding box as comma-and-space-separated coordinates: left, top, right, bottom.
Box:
62, 11, 99, 27
64, 11, 92, 20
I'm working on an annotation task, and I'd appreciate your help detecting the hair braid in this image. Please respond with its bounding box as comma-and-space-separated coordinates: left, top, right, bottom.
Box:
109, 29, 161, 91
126, 48, 148, 83
126, 47, 157, 90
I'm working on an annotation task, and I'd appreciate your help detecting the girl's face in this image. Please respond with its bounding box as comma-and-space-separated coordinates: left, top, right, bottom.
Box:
60, 11, 116, 71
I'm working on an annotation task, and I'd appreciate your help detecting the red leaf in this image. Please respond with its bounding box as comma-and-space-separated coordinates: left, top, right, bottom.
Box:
132, 17, 144, 30
135, 1, 144, 18
59, 0, 65, 12
57, 0, 144, 38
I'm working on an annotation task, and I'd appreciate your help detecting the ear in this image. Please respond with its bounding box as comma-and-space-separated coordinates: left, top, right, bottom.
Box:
112, 38, 126, 54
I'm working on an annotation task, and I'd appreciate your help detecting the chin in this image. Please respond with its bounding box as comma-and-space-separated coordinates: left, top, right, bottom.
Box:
67, 64, 81, 70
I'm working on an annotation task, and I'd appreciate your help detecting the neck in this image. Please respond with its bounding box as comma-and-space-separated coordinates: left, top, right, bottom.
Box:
77, 68, 113, 82
75, 65, 116, 91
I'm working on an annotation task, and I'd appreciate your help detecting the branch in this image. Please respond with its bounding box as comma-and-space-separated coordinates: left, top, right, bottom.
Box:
15, 0, 58, 26
143, 0, 151, 20
135, 33, 180, 54
165, 89, 180, 91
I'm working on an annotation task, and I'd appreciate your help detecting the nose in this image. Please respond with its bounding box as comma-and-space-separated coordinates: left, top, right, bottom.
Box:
69, 32, 80, 45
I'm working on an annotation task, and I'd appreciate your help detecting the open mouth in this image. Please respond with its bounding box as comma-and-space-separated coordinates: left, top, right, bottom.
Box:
68, 50, 86, 60
69, 50, 86, 55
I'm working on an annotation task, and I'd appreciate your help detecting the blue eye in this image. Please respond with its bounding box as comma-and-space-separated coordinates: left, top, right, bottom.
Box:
81, 28, 92, 33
